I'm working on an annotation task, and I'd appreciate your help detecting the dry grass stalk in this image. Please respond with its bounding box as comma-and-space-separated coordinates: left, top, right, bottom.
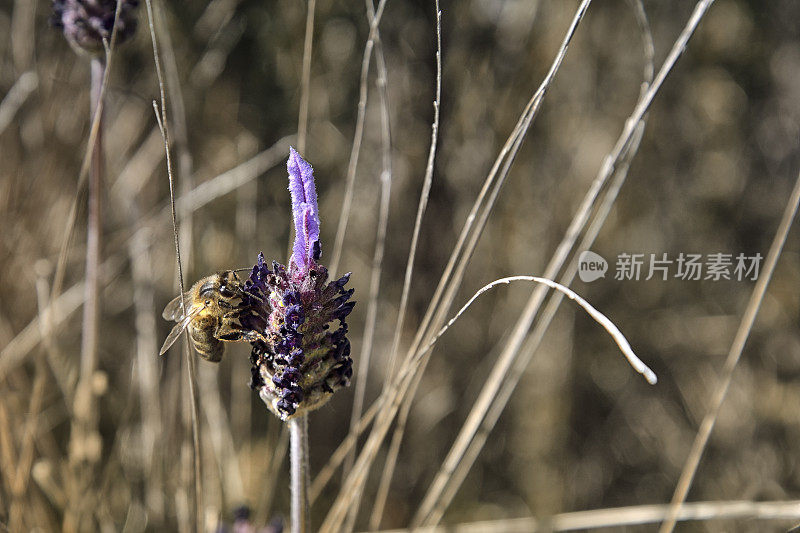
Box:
659, 109, 800, 533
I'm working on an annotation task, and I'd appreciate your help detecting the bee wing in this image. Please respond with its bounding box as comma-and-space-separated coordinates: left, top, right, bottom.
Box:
162, 292, 192, 321
159, 306, 202, 356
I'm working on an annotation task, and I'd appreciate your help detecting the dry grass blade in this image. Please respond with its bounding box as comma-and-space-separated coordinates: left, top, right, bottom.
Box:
258, 426, 288, 522
197, 365, 245, 510
0, 70, 37, 135
144, 0, 203, 529
156, 1, 196, 269
344, 0, 394, 527
382, 0, 442, 383
432, 276, 656, 383
297, 0, 316, 154
309, 397, 383, 504
329, 0, 388, 275
0, 256, 124, 383
414, 0, 715, 526
659, 118, 800, 533
49, 6, 120, 317
433, 122, 650, 529
10, 0, 36, 71
321, 3, 592, 530
369, 500, 800, 532
419, 1, 655, 521
369, 5, 442, 524
399, 0, 589, 391
176, 135, 294, 217
128, 227, 164, 519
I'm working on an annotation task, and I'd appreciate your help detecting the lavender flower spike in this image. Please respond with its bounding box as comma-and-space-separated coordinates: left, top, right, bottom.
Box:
240, 150, 355, 420
287, 147, 320, 274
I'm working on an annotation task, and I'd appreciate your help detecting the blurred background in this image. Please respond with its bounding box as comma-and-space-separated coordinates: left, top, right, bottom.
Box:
1, 0, 799, 531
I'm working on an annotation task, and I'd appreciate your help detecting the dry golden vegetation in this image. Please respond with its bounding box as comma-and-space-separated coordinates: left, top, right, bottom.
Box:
1, 0, 800, 531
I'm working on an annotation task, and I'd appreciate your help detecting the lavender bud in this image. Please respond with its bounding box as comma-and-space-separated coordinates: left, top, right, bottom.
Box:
52, 0, 139, 55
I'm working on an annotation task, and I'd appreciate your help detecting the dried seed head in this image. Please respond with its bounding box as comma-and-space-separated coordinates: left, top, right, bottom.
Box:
51, 0, 139, 54
241, 150, 355, 421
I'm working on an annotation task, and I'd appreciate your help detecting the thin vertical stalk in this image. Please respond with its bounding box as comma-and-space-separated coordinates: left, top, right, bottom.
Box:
343, 1, 394, 527
368, 3, 440, 527
144, 0, 203, 528
65, 55, 105, 533
660, 149, 800, 533
329, 0, 388, 275
81, 55, 104, 389
297, 0, 316, 154
129, 225, 164, 520
289, 414, 310, 533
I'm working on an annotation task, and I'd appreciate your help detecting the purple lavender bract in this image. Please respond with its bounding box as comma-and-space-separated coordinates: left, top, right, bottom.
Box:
287, 147, 321, 274
241, 150, 354, 420
52, 0, 139, 54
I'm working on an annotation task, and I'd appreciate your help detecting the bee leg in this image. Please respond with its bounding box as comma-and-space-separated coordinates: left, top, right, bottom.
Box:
215, 323, 267, 343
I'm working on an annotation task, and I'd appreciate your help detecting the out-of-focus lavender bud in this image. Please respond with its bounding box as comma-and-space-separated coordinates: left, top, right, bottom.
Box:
215, 506, 283, 533
241, 150, 355, 421
51, 0, 139, 55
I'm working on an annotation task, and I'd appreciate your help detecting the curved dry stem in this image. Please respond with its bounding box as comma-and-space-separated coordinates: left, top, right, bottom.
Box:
419, 2, 656, 522
399, 0, 589, 396
429, 276, 657, 383
414, 0, 715, 526
432, 124, 650, 528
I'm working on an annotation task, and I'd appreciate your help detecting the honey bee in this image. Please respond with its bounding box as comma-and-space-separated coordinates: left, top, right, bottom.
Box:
160, 270, 264, 362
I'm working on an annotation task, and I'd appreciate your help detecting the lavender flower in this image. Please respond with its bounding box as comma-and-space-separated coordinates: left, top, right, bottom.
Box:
241, 149, 355, 420
52, 0, 139, 54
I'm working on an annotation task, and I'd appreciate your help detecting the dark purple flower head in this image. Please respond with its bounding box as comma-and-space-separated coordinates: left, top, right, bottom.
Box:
52, 0, 139, 54
241, 150, 354, 421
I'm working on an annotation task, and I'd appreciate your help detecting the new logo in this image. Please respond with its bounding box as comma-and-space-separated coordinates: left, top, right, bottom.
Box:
578, 250, 608, 282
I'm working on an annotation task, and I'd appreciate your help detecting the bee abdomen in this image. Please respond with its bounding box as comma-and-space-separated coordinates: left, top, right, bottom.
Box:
191, 328, 224, 363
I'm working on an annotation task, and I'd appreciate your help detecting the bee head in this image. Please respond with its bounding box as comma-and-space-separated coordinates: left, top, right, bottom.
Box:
218, 270, 241, 298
